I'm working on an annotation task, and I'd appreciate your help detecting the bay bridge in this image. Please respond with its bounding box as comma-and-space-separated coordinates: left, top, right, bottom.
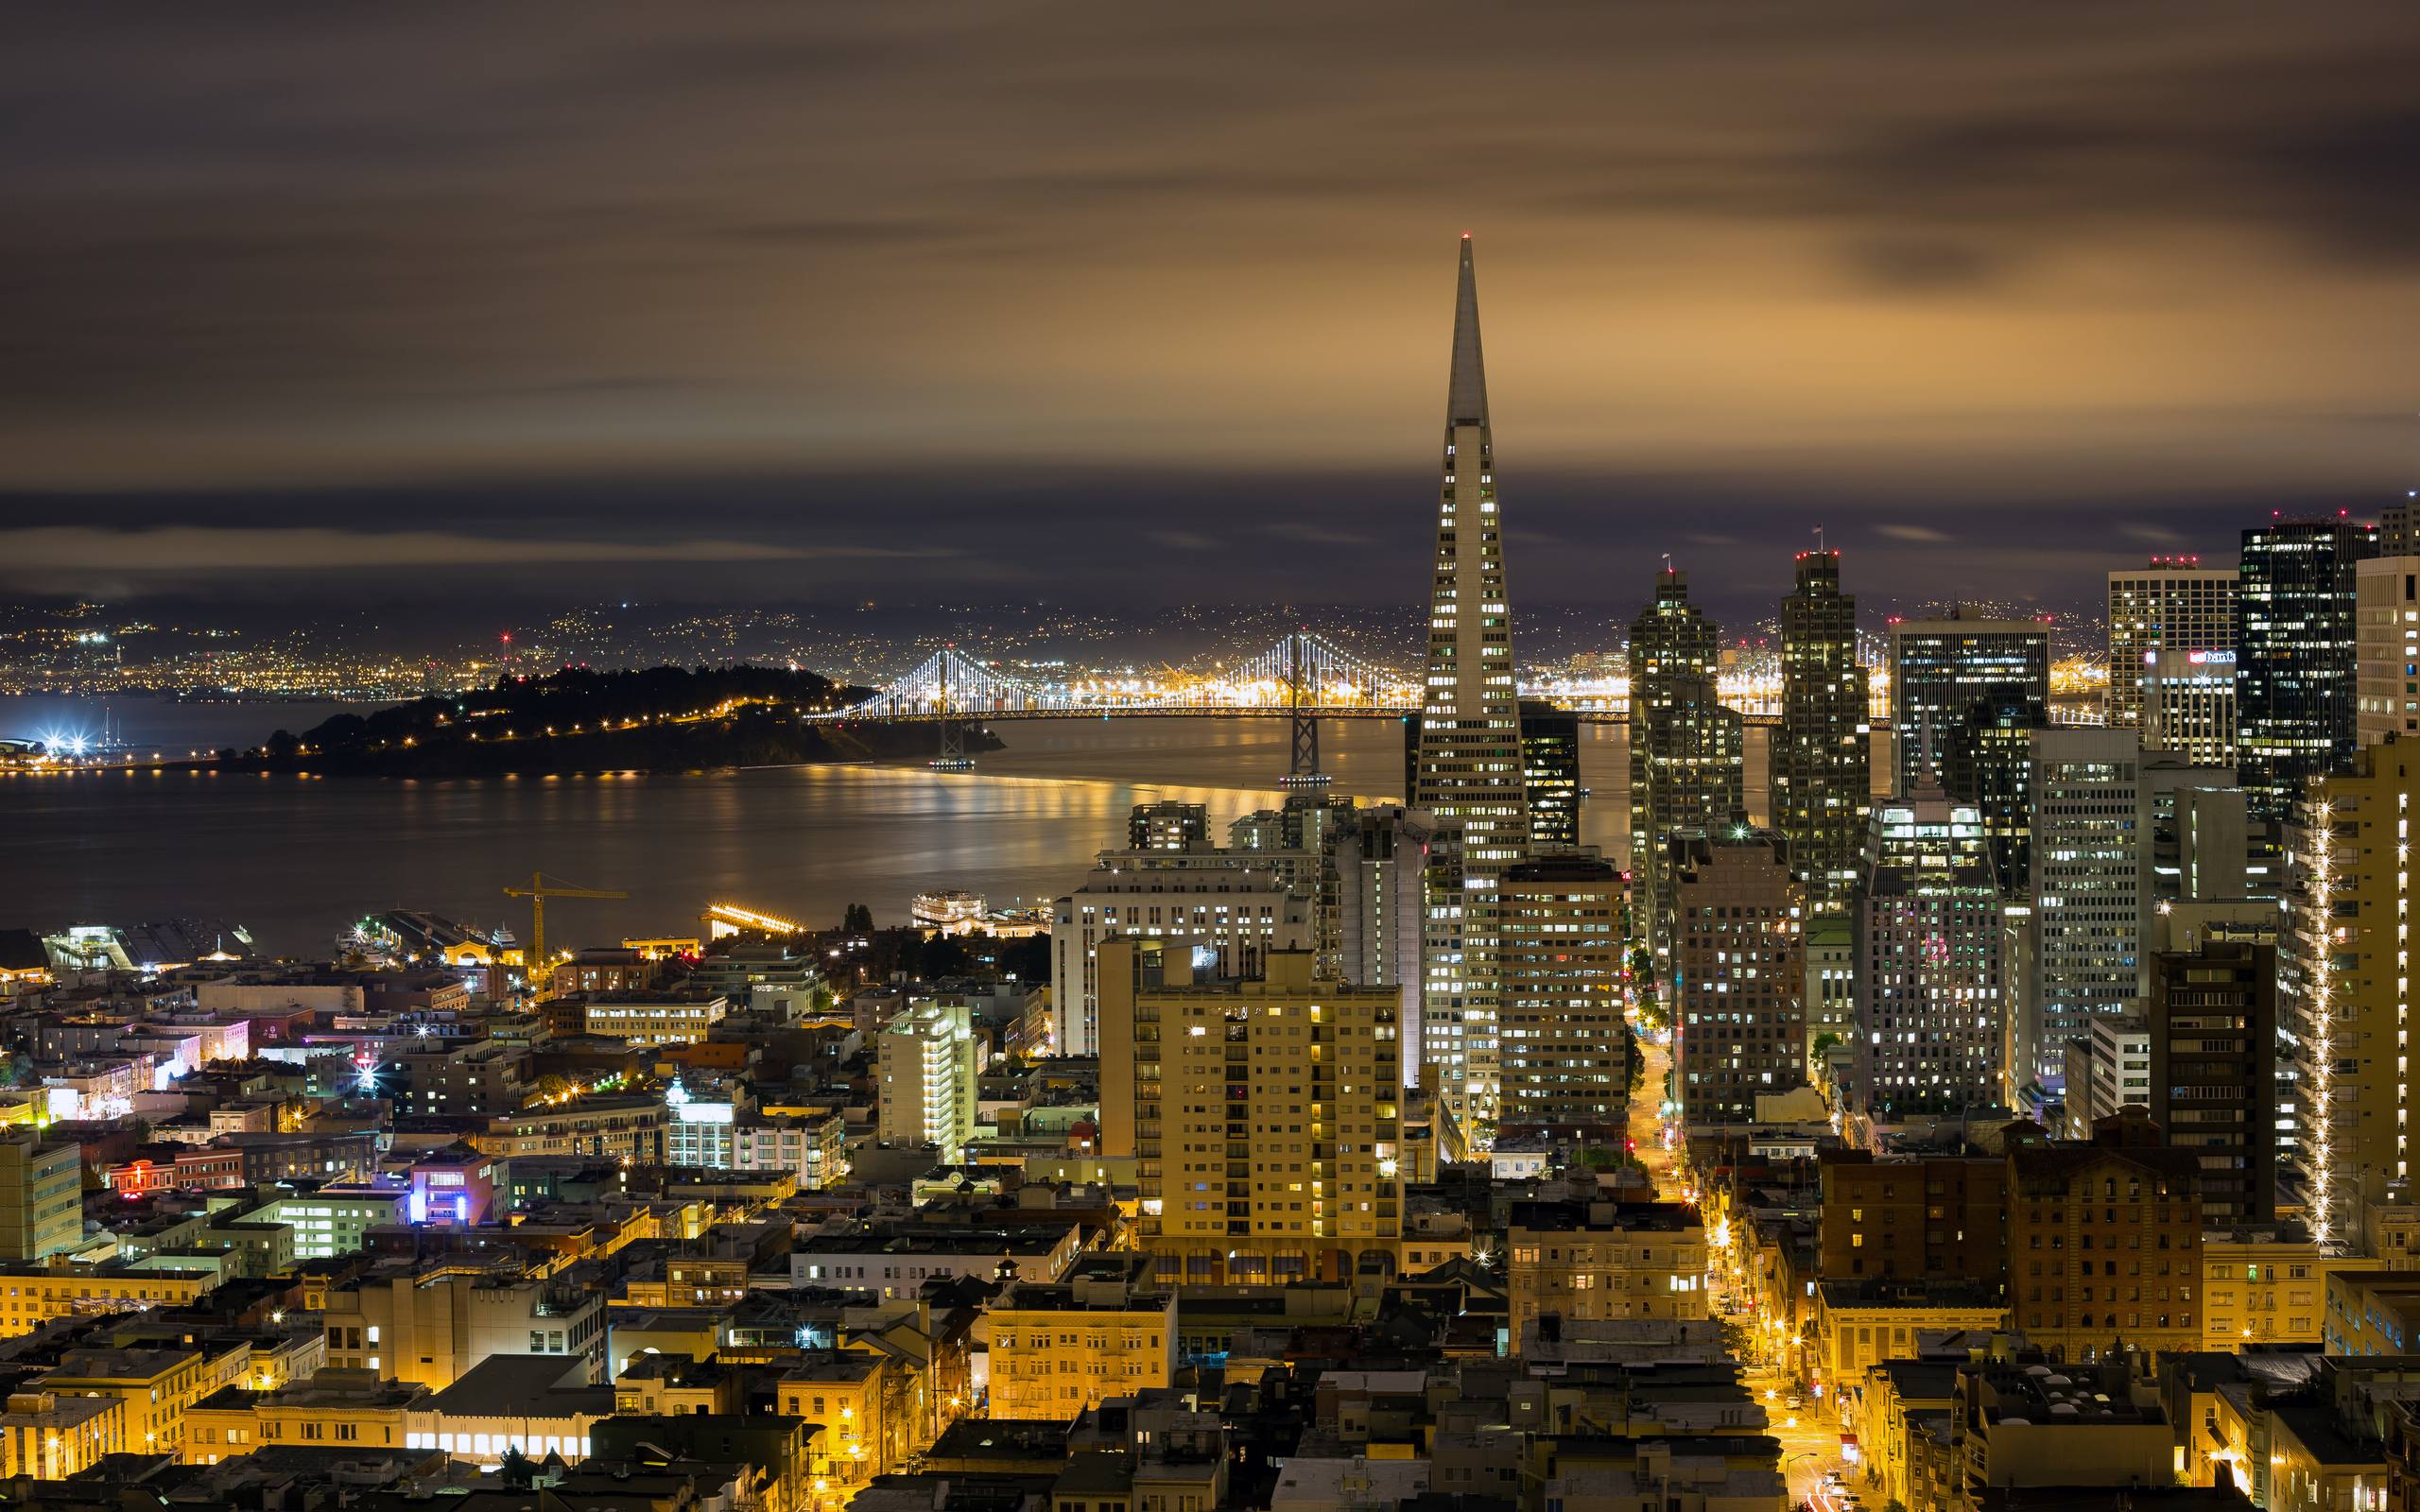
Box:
807, 633, 1803, 777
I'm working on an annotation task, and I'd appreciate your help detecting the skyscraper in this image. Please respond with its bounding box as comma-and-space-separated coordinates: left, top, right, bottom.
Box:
1889, 608, 2048, 797
2281, 744, 2416, 1246
1496, 853, 1627, 1134
1331, 804, 1437, 1090
1669, 829, 1806, 1125
1518, 700, 1582, 850
2237, 516, 2376, 820
1628, 567, 1744, 956
1413, 236, 1530, 1132
2145, 939, 2279, 1227
1775, 549, 1871, 913
2106, 557, 2236, 730
2024, 727, 2146, 1098
1943, 683, 2047, 894
1853, 791, 2008, 1115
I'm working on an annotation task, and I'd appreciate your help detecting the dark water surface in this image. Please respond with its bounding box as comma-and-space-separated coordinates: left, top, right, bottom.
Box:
4, 715, 1682, 954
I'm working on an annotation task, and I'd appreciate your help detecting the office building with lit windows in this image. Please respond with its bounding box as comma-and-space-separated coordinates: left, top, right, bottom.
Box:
1668, 829, 1806, 1125
2238, 516, 2376, 819
1095, 941, 1404, 1283
1517, 700, 1582, 850
1889, 608, 2048, 797
1412, 236, 1531, 1133
2143, 649, 2239, 768
1629, 567, 1744, 956
2281, 744, 2417, 1248
2355, 553, 2420, 748
1853, 791, 2007, 1115
2106, 558, 2235, 730
1775, 549, 1871, 913
2024, 728, 2147, 1098
1496, 853, 1627, 1133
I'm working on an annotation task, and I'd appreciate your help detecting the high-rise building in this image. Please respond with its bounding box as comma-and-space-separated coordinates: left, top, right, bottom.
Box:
2282, 744, 2416, 1246
1131, 801, 1209, 852
2144, 939, 2279, 1227
1668, 829, 1806, 1125
1775, 550, 1871, 913
2238, 516, 2377, 819
2106, 558, 2236, 730
2385, 499, 2418, 555
1889, 609, 2049, 797
1495, 853, 1627, 1133
2143, 649, 2239, 769
2024, 728, 2146, 1098
1628, 568, 1745, 956
2076, 1015, 2151, 1131
2355, 554, 2420, 748
876, 998, 978, 1161
1518, 700, 1582, 850
0, 1129, 80, 1262
1853, 791, 2008, 1115
1330, 804, 1436, 1089
1051, 847, 1313, 1057
1096, 941, 1404, 1282
1944, 683, 2048, 893
1412, 236, 1531, 1133
1805, 915, 1856, 1073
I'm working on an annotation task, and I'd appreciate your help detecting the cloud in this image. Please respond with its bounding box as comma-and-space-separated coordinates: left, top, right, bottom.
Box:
1148, 529, 1216, 551
0, 526, 948, 574
1265, 523, 1372, 546
1874, 524, 1955, 544
2119, 523, 2189, 546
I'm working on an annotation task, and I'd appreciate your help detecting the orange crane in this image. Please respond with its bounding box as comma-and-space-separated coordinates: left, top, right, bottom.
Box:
502, 871, 628, 998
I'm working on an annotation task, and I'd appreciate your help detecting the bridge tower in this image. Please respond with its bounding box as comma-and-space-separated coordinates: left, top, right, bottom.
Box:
931, 646, 975, 771
1279, 630, 1329, 787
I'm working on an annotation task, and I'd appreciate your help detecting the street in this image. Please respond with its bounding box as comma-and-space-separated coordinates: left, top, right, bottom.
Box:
1629, 1013, 1852, 1511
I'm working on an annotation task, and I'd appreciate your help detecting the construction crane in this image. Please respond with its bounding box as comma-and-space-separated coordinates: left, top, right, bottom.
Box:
502, 871, 628, 998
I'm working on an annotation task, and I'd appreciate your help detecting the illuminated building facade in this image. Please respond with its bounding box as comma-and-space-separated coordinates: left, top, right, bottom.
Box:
1096, 941, 1402, 1283
2025, 728, 2147, 1097
2238, 517, 2376, 820
875, 999, 977, 1162
1889, 609, 2048, 798
1330, 804, 1436, 1090
2144, 649, 2239, 768
1776, 549, 1872, 913
1505, 1199, 1708, 1339
1853, 792, 2007, 1115
2355, 554, 2420, 748
2144, 939, 2279, 1227
1943, 683, 2047, 893
985, 1254, 1173, 1420
1629, 567, 1745, 956
1413, 235, 1531, 1132
2106, 558, 2235, 730
1517, 700, 1582, 850
0, 1129, 82, 1262
2282, 745, 2416, 1246
1669, 829, 1806, 1125
1495, 854, 1627, 1133
1050, 849, 1311, 1058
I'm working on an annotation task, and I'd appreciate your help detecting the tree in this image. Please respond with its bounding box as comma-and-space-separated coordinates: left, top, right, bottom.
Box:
499, 1445, 535, 1489
842, 902, 874, 934
1577, 1146, 1618, 1171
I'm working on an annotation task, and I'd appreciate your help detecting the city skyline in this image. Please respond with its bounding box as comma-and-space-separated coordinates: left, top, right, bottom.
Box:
7, 6, 2420, 613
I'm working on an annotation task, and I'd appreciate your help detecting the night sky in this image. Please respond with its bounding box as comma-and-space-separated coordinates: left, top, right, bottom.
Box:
6, 5, 2419, 621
